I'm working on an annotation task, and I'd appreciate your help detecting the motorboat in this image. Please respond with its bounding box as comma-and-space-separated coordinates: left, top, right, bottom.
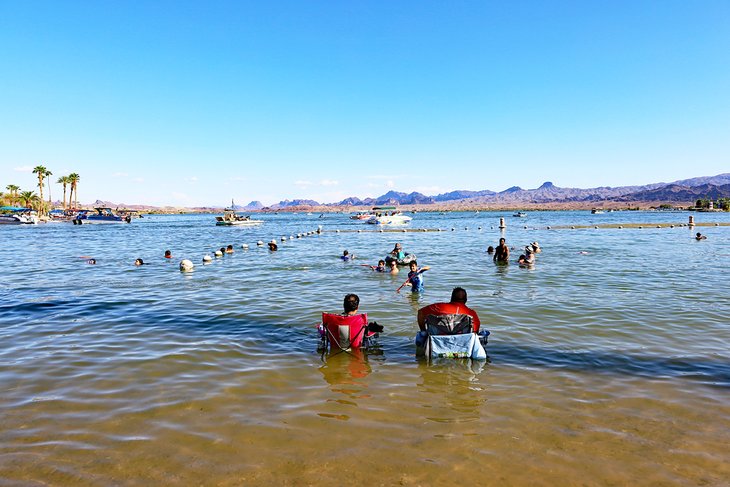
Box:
74, 207, 130, 224
215, 208, 264, 226
591, 209, 604, 214
0, 206, 39, 224
513, 212, 527, 217
366, 207, 412, 225
350, 211, 374, 220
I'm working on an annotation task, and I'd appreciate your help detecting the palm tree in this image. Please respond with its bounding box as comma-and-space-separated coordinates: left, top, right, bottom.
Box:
6, 184, 20, 205
18, 190, 39, 209
32, 165, 47, 214
68, 173, 80, 209
45, 168, 53, 207
57, 176, 70, 209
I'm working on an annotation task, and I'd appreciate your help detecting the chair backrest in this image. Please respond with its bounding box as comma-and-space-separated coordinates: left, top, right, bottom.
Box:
322, 313, 368, 350
425, 313, 473, 335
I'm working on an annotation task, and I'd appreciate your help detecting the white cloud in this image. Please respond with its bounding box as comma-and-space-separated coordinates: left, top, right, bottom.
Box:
185, 176, 199, 182
386, 180, 395, 188
133, 177, 145, 183
14, 166, 33, 172
112, 172, 129, 178
228, 176, 245, 182
319, 179, 339, 186
294, 180, 313, 188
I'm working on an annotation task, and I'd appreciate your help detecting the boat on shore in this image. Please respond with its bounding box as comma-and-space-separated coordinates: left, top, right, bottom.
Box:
74, 207, 130, 224
367, 206, 412, 225
513, 211, 527, 217
591, 209, 605, 214
0, 206, 39, 224
215, 208, 264, 226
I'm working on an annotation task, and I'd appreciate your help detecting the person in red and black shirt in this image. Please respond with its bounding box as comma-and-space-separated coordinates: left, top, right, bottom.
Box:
417, 287, 481, 333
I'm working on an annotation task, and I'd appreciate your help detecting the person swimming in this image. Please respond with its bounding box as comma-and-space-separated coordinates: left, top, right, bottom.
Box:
226, 245, 234, 253
134, 258, 145, 266
164, 250, 172, 259
695, 232, 707, 240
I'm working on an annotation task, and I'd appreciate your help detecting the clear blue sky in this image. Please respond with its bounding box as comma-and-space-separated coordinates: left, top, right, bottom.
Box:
2, 1, 729, 206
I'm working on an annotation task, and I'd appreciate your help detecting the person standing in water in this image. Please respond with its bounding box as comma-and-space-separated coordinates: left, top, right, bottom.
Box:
493, 237, 509, 264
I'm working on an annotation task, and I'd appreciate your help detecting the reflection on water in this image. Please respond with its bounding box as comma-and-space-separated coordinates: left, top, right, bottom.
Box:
1, 211, 729, 484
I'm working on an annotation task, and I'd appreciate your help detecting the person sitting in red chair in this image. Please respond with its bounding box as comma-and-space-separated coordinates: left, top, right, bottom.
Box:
321, 294, 382, 351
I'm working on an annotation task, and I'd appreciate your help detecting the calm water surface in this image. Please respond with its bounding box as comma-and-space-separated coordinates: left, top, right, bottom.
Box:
1, 211, 729, 485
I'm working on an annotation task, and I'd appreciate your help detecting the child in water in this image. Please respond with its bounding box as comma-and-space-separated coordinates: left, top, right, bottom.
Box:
341, 250, 355, 261
406, 261, 430, 292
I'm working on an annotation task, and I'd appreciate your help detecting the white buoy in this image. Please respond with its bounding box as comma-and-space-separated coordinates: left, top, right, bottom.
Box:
379, 228, 383, 232
438, 228, 442, 232
524, 226, 528, 229
317, 225, 322, 234
242, 244, 249, 249
595, 226, 599, 229
257, 241, 264, 246
547, 226, 551, 230
638, 226, 643, 229
179, 259, 194, 271
290, 236, 294, 240
670, 225, 674, 228
499, 217, 506, 229
422, 228, 427, 232
402, 229, 406, 232
618, 225, 623, 229
215, 250, 223, 257
478, 226, 482, 230
451, 227, 455, 231
571, 226, 575, 229
202, 255, 212, 263
716, 223, 720, 226
688, 215, 695, 226
335, 229, 340, 233
281, 236, 286, 242
464, 227, 468, 231
358, 229, 362, 233
657, 225, 661, 228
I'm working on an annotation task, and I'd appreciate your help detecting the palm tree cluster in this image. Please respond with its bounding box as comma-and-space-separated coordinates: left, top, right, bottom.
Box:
3, 166, 80, 213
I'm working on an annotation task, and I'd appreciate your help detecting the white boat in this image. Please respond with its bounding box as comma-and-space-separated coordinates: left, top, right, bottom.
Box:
366, 206, 412, 225
350, 211, 374, 220
513, 212, 527, 217
591, 209, 604, 214
74, 207, 130, 224
215, 208, 263, 226
0, 207, 38, 224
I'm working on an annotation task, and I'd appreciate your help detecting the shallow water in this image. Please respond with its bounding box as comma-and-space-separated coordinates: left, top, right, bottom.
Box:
1, 211, 729, 485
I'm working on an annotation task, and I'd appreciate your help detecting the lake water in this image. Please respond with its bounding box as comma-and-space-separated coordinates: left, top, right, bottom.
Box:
1, 211, 729, 485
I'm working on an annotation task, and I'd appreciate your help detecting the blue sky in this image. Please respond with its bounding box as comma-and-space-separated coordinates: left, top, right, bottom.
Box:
1, 1, 729, 206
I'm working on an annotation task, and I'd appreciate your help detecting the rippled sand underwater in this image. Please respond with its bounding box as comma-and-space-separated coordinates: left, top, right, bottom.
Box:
1, 211, 729, 485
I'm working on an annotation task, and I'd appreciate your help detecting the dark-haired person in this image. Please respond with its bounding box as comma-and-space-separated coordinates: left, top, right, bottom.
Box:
695, 232, 707, 240
493, 237, 509, 264
164, 250, 172, 259
343, 293, 360, 315
417, 287, 481, 333
134, 258, 145, 266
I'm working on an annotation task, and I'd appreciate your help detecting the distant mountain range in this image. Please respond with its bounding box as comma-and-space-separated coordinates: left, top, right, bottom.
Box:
253, 173, 730, 209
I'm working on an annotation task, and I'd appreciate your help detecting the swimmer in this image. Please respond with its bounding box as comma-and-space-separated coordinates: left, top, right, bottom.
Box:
530, 241, 542, 253
366, 260, 386, 272
134, 258, 145, 266
341, 250, 354, 261
164, 250, 172, 259
268, 241, 278, 251
402, 261, 430, 293
87, 258, 96, 265
695, 232, 707, 240
226, 245, 234, 254
388, 260, 399, 274
487, 246, 494, 254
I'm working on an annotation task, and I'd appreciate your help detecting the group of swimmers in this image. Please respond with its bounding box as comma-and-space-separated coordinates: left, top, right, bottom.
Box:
340, 242, 431, 292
